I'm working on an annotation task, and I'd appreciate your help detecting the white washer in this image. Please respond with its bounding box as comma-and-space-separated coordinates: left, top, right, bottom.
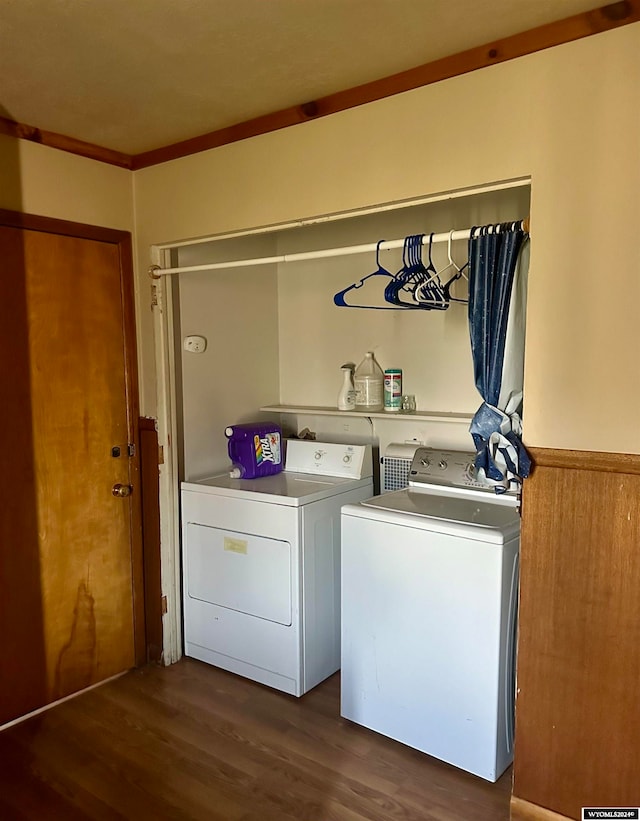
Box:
181, 440, 373, 697
340, 446, 520, 782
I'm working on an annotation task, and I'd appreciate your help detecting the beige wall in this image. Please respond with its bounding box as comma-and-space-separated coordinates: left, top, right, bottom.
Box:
133, 23, 640, 454
8, 23, 637, 454
174, 187, 529, 476
1, 137, 138, 401
275, 188, 529, 413
0, 137, 133, 230
175, 234, 280, 480
132, 53, 534, 421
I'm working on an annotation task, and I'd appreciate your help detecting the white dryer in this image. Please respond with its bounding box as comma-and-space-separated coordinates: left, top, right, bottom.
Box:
181, 440, 373, 697
340, 446, 520, 782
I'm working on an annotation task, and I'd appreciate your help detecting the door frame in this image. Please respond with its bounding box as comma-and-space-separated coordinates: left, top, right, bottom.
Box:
150, 245, 182, 664
0, 208, 147, 667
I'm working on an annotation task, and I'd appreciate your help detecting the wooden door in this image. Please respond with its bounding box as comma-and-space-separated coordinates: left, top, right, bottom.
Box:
0, 211, 145, 726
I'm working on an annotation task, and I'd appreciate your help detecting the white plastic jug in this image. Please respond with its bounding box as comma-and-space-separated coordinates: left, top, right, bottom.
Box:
354, 351, 384, 412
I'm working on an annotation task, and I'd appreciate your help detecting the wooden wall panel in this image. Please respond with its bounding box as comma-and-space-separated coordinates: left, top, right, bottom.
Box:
0, 222, 48, 721
513, 449, 640, 819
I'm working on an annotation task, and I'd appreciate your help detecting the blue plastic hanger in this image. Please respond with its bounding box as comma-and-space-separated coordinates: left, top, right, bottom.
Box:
384, 235, 419, 307
413, 233, 449, 310
333, 240, 413, 310
386, 234, 449, 310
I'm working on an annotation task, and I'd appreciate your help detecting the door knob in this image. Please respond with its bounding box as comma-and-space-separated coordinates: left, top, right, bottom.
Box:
112, 483, 133, 498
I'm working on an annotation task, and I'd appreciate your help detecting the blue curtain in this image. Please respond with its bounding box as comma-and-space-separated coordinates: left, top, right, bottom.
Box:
468, 223, 531, 492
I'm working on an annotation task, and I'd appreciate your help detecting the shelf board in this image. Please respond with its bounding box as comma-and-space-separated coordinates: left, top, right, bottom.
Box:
260, 404, 473, 424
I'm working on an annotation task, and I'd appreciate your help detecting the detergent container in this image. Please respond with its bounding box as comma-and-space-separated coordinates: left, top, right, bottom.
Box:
225, 422, 283, 479
354, 351, 384, 412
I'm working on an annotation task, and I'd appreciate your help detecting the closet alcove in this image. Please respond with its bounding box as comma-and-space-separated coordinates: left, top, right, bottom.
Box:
168, 181, 531, 483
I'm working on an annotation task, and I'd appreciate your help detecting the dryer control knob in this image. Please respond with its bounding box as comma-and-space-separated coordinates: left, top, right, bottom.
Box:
315, 450, 323, 460
438, 460, 448, 470
420, 458, 430, 468
343, 454, 352, 463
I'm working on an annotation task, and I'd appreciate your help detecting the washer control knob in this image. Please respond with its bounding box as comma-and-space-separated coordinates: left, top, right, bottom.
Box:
343, 454, 352, 463
420, 458, 430, 468
465, 462, 476, 480
438, 460, 448, 470
315, 450, 323, 460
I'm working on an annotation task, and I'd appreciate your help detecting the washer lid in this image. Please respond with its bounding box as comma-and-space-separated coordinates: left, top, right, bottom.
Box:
360, 488, 521, 540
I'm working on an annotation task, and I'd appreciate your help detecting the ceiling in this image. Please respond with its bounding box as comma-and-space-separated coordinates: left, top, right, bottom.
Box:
1, 0, 606, 156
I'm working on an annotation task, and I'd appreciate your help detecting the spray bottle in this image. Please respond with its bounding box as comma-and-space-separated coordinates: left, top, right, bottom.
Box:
337, 362, 356, 411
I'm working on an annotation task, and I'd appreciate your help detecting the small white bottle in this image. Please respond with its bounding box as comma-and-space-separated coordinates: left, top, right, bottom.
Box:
337, 363, 356, 411
354, 351, 384, 412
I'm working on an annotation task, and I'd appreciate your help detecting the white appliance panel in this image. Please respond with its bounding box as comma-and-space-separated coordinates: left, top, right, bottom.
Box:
186, 523, 292, 625
184, 600, 302, 692
340, 510, 519, 782
182, 487, 299, 537
300, 482, 373, 693
181, 448, 373, 696
285, 440, 372, 479
182, 489, 301, 694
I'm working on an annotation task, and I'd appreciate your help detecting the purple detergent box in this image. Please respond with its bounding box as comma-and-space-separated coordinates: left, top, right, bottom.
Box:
225, 422, 283, 479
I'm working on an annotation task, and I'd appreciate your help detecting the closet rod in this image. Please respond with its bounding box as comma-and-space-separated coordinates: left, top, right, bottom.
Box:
153, 218, 529, 277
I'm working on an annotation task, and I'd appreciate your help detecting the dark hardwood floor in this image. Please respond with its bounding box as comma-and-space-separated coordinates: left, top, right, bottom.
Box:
0, 659, 512, 820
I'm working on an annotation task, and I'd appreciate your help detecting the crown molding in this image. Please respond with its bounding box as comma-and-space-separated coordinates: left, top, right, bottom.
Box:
0, 116, 132, 169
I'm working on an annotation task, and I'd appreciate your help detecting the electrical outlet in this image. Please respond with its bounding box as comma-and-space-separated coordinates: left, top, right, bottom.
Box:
183, 335, 207, 353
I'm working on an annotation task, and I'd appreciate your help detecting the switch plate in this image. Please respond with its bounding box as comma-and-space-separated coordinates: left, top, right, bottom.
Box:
184, 335, 207, 353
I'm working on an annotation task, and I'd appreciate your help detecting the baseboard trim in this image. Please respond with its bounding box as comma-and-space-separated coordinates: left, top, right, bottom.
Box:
511, 796, 574, 821
0, 670, 128, 733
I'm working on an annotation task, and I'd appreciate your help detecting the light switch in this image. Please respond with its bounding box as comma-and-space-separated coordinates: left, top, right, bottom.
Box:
184, 335, 207, 353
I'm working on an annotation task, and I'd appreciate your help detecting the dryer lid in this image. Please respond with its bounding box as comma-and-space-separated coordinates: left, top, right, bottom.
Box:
182, 470, 373, 506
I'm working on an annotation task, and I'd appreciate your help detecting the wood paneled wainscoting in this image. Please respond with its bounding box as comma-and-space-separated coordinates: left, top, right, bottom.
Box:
511, 448, 640, 821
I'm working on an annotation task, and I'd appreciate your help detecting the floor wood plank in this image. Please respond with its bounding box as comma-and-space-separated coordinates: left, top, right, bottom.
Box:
0, 659, 511, 820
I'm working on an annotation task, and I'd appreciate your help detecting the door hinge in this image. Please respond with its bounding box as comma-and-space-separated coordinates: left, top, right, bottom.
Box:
127, 443, 136, 457
161, 595, 168, 615
158, 444, 164, 465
